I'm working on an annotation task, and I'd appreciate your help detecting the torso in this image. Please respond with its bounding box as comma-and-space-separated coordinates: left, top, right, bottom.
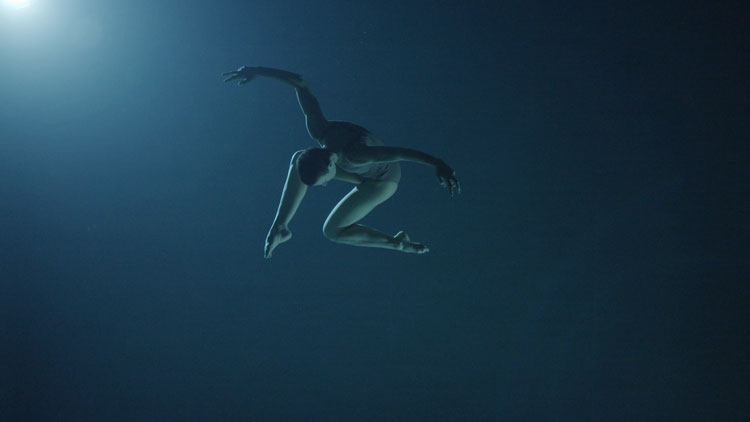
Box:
320, 121, 401, 183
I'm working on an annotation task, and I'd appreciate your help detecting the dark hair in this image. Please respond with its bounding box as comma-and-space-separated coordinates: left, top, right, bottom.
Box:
297, 147, 333, 186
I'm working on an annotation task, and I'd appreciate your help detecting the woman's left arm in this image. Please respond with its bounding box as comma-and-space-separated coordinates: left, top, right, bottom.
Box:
349, 146, 461, 195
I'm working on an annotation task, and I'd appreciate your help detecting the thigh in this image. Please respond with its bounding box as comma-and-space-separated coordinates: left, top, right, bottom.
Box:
323, 180, 398, 231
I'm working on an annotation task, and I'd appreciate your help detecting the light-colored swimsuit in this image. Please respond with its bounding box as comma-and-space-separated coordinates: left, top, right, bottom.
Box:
322, 121, 402, 184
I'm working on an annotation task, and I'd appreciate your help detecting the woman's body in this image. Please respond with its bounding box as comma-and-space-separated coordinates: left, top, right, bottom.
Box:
324, 123, 402, 184
223, 66, 460, 258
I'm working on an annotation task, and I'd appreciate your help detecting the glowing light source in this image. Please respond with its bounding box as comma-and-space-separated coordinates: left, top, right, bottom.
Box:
5, 0, 31, 9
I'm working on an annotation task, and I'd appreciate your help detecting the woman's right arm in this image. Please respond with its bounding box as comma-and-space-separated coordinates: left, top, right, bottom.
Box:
224, 66, 305, 88
265, 150, 307, 258
223, 66, 329, 143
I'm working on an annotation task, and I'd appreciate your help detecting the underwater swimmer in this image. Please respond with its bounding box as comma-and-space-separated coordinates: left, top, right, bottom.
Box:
222, 66, 460, 258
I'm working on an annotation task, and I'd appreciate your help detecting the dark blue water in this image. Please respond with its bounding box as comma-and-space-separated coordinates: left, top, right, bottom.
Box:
2, 1, 747, 420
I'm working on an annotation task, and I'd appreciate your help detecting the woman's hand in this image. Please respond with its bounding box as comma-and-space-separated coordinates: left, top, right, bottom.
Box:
223, 66, 261, 86
223, 66, 305, 87
436, 160, 461, 196
264, 224, 292, 259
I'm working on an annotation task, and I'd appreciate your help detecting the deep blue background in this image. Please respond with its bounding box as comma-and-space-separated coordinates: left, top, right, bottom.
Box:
1, 0, 747, 420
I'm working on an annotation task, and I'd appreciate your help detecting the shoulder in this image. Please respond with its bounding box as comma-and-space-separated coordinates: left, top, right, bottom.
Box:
327, 121, 368, 134
341, 143, 374, 166
321, 121, 369, 148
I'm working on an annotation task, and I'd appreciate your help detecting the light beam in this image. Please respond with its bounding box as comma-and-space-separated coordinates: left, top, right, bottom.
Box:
5, 0, 31, 10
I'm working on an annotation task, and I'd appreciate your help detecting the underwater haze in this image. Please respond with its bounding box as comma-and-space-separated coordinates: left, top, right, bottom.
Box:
1, 0, 747, 420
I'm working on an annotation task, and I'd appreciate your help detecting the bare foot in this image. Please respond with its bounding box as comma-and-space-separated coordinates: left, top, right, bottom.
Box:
264, 225, 292, 258
394, 231, 429, 254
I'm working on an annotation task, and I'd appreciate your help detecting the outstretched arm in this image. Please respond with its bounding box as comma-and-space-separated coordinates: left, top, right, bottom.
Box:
347, 146, 461, 196
223, 66, 329, 141
264, 150, 308, 258
224, 65, 305, 88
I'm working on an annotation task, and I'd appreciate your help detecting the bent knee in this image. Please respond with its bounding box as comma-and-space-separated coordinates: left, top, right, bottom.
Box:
322, 222, 345, 241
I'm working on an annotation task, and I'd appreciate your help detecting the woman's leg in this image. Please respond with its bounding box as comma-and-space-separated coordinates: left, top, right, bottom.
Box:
322, 180, 428, 253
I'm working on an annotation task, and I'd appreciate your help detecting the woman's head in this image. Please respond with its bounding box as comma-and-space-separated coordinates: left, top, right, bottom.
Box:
297, 147, 337, 186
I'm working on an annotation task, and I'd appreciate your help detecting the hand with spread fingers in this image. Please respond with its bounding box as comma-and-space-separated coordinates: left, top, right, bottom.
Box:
222, 66, 261, 86
436, 160, 461, 196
